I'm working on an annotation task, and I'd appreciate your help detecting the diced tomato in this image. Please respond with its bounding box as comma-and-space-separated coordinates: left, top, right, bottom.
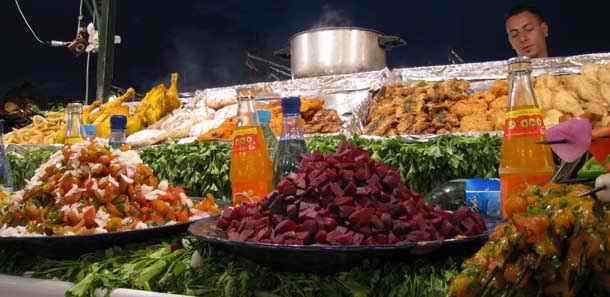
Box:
127, 185, 136, 199
109, 163, 122, 176
195, 194, 220, 215
106, 203, 123, 218
83, 178, 94, 190
106, 217, 123, 231
24, 205, 40, 220
14, 211, 24, 221
83, 207, 96, 227
166, 208, 176, 221
97, 155, 111, 166
67, 210, 81, 226
168, 187, 185, 196
64, 191, 83, 204
147, 176, 159, 187
151, 200, 169, 216
175, 210, 189, 222
159, 193, 178, 202
513, 214, 549, 243
150, 213, 165, 225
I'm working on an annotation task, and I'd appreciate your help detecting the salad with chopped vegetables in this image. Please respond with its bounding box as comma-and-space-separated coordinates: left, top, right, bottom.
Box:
0, 141, 219, 237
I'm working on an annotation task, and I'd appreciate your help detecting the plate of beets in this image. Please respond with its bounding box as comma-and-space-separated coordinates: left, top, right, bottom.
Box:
190, 143, 492, 272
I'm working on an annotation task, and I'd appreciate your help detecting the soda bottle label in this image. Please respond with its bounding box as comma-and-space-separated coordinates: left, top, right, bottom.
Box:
232, 128, 260, 153
504, 108, 545, 138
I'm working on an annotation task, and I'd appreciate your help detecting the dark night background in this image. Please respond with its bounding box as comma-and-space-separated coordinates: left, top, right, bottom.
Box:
2, 1, 610, 103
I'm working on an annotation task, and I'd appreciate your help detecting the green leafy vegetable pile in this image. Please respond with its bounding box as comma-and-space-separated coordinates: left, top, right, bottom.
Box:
6, 147, 58, 189
0, 239, 463, 297
139, 141, 232, 200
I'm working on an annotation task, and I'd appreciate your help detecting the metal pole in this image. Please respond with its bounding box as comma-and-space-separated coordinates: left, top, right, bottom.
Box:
96, 0, 117, 102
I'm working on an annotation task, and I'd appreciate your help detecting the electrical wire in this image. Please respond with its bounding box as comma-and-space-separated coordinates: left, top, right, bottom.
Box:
85, 52, 91, 105
84, 0, 95, 105
14, 0, 49, 46
77, 0, 84, 31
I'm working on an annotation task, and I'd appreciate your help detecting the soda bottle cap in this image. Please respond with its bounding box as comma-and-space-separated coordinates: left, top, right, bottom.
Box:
110, 115, 127, 130
281, 96, 301, 116
66, 102, 83, 112
257, 110, 271, 124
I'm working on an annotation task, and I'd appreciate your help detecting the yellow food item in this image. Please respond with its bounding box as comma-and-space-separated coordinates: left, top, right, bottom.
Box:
83, 73, 181, 138
164, 73, 181, 113
136, 84, 167, 126
126, 114, 145, 135
198, 117, 237, 140
543, 109, 563, 127
3, 111, 66, 144
552, 89, 584, 116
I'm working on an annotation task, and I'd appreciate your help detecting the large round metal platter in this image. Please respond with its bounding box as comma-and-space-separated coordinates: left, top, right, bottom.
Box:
0, 220, 198, 258
189, 216, 495, 273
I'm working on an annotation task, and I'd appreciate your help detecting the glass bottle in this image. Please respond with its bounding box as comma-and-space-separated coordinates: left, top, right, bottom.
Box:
499, 57, 555, 219
229, 95, 273, 207
272, 96, 308, 187
65, 102, 85, 144
257, 110, 277, 163
108, 115, 127, 149
0, 120, 14, 192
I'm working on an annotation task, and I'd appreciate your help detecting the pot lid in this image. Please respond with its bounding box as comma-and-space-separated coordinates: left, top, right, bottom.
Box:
289, 26, 384, 41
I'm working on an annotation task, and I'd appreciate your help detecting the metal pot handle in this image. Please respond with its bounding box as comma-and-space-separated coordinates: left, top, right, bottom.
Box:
378, 35, 406, 50
273, 47, 290, 59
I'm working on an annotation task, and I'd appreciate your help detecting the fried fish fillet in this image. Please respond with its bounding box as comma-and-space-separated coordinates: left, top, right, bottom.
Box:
581, 63, 601, 83
599, 64, 610, 84
553, 89, 584, 116
562, 75, 603, 103
450, 97, 488, 118
460, 114, 493, 132
535, 86, 554, 111
489, 80, 508, 97
543, 109, 563, 128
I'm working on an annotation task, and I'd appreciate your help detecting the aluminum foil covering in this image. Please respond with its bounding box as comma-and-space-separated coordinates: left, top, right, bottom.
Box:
393, 52, 610, 82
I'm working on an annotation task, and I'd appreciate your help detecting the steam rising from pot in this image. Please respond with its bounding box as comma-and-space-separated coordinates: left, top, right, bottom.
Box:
312, 4, 353, 28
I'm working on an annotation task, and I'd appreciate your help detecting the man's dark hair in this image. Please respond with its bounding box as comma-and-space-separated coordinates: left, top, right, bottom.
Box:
505, 3, 546, 23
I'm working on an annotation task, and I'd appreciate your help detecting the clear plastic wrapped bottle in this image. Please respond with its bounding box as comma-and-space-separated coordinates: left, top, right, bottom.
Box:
65, 102, 85, 144
272, 96, 308, 187
108, 115, 127, 149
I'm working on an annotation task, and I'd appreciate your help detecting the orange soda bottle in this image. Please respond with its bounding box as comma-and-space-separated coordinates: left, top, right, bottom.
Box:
230, 95, 273, 207
499, 57, 555, 219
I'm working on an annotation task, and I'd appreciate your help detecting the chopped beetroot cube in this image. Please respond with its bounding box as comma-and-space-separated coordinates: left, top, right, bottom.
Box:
339, 206, 356, 218
228, 230, 240, 241
348, 207, 374, 226
274, 219, 297, 235
255, 227, 271, 241
352, 233, 365, 245
336, 196, 354, 206
315, 230, 327, 243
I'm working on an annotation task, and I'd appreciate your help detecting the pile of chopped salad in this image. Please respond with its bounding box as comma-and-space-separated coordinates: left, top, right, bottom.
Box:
0, 141, 219, 237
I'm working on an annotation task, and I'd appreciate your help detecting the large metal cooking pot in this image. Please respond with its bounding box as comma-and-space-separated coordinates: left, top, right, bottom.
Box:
275, 27, 405, 78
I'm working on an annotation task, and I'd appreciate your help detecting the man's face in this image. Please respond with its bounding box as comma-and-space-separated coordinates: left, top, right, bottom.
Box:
506, 11, 549, 58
